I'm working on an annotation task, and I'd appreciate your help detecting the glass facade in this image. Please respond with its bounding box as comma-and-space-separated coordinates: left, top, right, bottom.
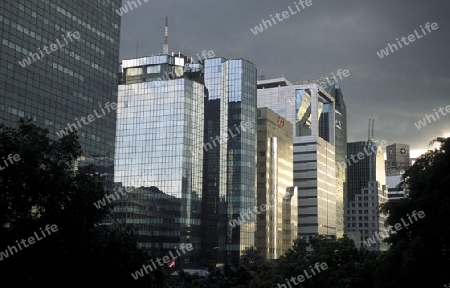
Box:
346, 141, 389, 251
202, 58, 257, 263
0, 0, 121, 171
114, 55, 256, 265
115, 79, 204, 196
114, 59, 204, 263
331, 86, 347, 237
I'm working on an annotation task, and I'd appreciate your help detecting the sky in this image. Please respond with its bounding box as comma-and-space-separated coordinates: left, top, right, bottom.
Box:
118, 0, 450, 157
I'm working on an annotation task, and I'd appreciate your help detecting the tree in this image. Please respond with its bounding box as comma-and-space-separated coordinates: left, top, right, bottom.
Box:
0, 121, 151, 287
375, 137, 450, 287
276, 235, 379, 288
240, 246, 276, 288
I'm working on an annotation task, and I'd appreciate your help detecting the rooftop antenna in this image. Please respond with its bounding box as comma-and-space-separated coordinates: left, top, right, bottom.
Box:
163, 17, 169, 55
259, 66, 265, 80
372, 118, 375, 140
368, 118, 375, 141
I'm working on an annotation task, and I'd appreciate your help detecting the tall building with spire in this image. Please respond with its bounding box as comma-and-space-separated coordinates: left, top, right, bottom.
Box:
113, 19, 257, 266
345, 120, 389, 251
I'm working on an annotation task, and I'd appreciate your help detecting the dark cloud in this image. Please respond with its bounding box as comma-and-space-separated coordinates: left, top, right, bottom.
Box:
119, 0, 450, 152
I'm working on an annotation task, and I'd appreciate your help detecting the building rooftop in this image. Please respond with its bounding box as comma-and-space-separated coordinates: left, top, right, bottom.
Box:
257, 77, 292, 89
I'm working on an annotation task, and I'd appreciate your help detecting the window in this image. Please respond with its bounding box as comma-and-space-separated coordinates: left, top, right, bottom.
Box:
147, 65, 161, 74
126, 67, 143, 76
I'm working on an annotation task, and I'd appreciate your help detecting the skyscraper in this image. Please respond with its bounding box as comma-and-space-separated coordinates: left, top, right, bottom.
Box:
258, 78, 341, 237
346, 139, 389, 251
0, 0, 121, 171
201, 57, 257, 264
332, 86, 347, 238
114, 54, 204, 264
256, 107, 297, 259
113, 16, 257, 263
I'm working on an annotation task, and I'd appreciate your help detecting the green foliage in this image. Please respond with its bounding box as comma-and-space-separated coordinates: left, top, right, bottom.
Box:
376, 137, 450, 287
3, 122, 447, 287
276, 235, 378, 288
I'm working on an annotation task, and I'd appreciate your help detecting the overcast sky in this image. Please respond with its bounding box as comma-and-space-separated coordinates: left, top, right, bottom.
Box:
119, 0, 450, 156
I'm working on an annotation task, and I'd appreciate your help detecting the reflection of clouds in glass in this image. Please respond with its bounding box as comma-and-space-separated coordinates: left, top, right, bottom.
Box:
296, 91, 311, 126
115, 78, 203, 200
317, 101, 324, 118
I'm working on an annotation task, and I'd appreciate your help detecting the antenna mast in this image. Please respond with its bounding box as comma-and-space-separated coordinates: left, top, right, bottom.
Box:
163, 17, 169, 55
368, 118, 375, 141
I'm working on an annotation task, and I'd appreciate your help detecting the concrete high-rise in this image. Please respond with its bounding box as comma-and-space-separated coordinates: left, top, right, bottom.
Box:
386, 143, 410, 176
386, 174, 405, 201
258, 78, 343, 237
0, 1, 121, 172
385, 143, 409, 201
256, 107, 297, 259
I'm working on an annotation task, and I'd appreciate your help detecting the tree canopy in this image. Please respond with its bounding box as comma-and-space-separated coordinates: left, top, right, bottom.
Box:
0, 121, 151, 287
2, 121, 448, 287
375, 137, 450, 287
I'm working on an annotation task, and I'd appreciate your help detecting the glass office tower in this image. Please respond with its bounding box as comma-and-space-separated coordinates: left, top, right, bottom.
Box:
114, 55, 256, 265
114, 55, 204, 264
0, 0, 121, 171
346, 140, 389, 251
202, 58, 257, 264
326, 85, 347, 237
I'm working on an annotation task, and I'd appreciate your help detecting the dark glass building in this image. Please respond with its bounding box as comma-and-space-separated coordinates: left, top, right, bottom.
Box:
330, 85, 347, 237
0, 0, 121, 171
346, 140, 389, 251
201, 58, 257, 264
